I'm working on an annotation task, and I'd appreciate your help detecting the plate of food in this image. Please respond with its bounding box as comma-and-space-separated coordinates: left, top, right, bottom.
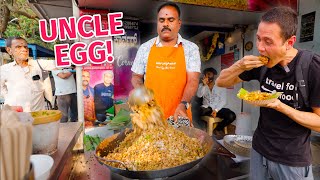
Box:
237, 88, 282, 106
234, 135, 252, 149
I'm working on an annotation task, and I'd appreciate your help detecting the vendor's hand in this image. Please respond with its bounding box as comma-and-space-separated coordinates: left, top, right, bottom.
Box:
237, 55, 264, 71
173, 104, 188, 121
202, 76, 209, 85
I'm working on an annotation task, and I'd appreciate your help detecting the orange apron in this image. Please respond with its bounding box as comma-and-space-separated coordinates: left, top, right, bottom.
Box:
145, 42, 192, 122
83, 88, 96, 122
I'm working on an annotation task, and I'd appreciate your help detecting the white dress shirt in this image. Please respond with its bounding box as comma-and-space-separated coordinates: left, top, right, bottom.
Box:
196, 83, 227, 111
0, 59, 56, 112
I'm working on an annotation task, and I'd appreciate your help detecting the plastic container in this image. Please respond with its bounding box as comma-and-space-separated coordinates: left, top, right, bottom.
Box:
30, 155, 54, 180
31, 110, 62, 155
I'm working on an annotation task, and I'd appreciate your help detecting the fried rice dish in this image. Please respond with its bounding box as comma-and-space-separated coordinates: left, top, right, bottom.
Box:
98, 125, 207, 171
259, 55, 270, 65
97, 87, 208, 171
239, 91, 273, 101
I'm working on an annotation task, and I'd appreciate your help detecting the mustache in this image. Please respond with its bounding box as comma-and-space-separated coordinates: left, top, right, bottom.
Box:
161, 27, 171, 32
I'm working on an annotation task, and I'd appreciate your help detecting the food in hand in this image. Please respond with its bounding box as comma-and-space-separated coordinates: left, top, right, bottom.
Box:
239, 91, 273, 101
259, 55, 270, 65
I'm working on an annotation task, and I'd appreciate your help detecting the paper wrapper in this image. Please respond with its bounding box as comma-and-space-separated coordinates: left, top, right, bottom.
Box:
0, 105, 33, 180
237, 88, 282, 106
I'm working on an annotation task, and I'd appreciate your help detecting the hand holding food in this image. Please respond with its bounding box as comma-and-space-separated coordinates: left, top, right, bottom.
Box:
173, 103, 188, 121
258, 55, 270, 65
264, 98, 283, 110
238, 55, 265, 71
237, 88, 282, 106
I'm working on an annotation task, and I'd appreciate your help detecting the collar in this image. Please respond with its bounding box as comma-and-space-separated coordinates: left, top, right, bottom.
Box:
13, 59, 31, 67
155, 33, 183, 47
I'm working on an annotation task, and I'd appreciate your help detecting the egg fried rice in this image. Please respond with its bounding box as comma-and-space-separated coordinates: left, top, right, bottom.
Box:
99, 125, 207, 171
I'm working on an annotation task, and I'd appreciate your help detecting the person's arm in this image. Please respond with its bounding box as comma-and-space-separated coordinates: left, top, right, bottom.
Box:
174, 72, 200, 119
216, 55, 264, 87
57, 71, 72, 79
268, 100, 320, 132
196, 83, 207, 98
173, 42, 201, 119
39, 60, 57, 70
0, 66, 8, 97
131, 73, 144, 88
196, 75, 209, 98
131, 43, 149, 88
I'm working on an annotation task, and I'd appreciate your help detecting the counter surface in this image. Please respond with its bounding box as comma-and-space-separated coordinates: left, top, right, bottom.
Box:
49, 122, 83, 180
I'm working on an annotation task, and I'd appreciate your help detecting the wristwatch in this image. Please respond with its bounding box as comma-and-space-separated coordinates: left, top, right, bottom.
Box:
181, 101, 190, 109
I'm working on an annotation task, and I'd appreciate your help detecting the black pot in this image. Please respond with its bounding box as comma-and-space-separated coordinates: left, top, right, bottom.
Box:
95, 126, 233, 179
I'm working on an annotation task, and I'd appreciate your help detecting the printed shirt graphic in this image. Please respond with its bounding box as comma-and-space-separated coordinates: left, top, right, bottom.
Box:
83, 86, 94, 97
94, 83, 114, 112
239, 50, 320, 167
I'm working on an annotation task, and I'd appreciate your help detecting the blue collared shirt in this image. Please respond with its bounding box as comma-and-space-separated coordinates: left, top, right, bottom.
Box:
131, 34, 201, 74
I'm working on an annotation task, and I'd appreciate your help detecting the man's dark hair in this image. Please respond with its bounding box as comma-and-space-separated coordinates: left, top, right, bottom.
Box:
6, 36, 27, 47
203, 67, 217, 75
261, 6, 297, 41
157, 2, 181, 18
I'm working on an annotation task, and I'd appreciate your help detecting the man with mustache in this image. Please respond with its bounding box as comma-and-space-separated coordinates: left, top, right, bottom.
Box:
216, 6, 320, 179
197, 67, 236, 134
0, 37, 56, 112
82, 70, 96, 127
131, 2, 201, 123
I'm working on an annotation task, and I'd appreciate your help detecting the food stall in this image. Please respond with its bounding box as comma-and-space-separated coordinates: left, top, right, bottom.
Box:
24, 0, 260, 179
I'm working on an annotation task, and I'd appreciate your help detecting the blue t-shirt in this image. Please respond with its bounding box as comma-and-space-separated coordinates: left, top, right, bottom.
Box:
94, 83, 114, 113
83, 86, 94, 97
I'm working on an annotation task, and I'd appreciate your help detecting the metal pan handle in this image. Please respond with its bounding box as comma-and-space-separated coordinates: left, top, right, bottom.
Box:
95, 155, 136, 171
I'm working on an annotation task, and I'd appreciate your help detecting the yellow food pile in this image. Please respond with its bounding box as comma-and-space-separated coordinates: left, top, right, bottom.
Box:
259, 55, 270, 65
130, 100, 167, 130
173, 0, 248, 11
30, 110, 58, 118
97, 87, 207, 171
128, 87, 167, 130
239, 91, 273, 101
99, 125, 207, 171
